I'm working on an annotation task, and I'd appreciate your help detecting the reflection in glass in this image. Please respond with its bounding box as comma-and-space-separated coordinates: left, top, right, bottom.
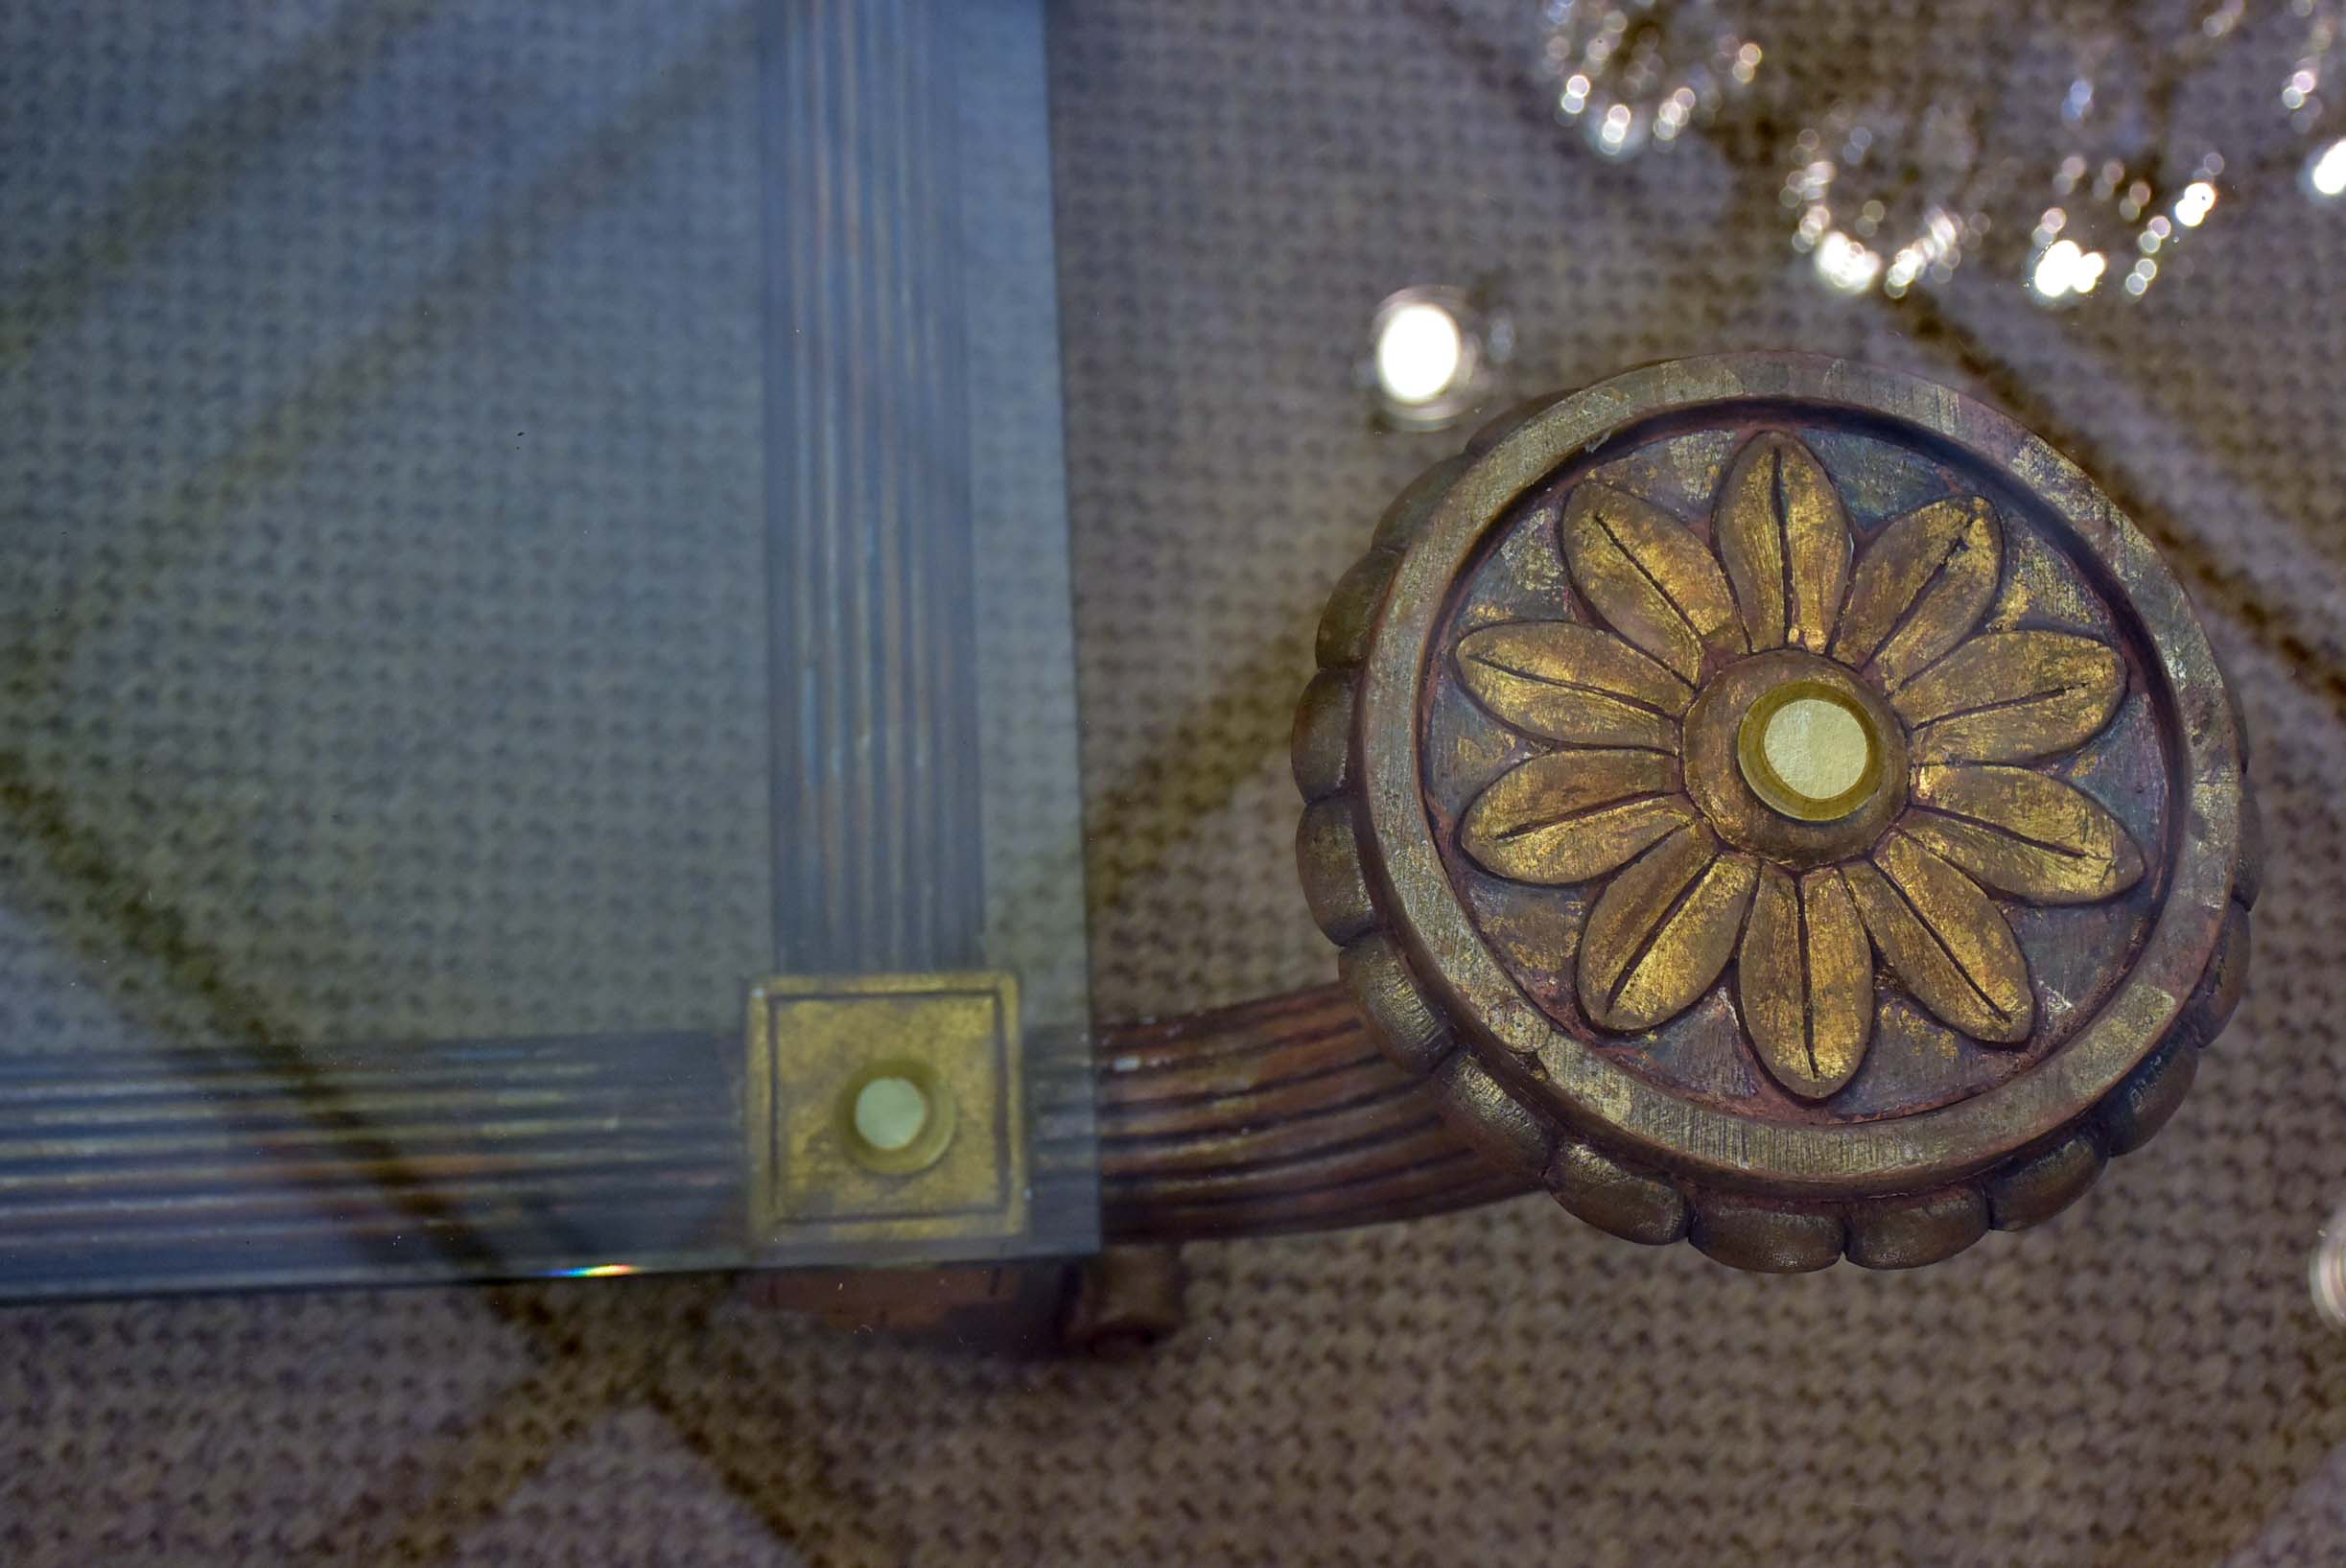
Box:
2310, 135, 2346, 197
1782, 100, 1984, 300
1364, 287, 1512, 432
1537, 0, 1760, 160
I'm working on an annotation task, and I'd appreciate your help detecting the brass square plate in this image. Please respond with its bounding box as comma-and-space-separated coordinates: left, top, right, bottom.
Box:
745, 972, 1026, 1248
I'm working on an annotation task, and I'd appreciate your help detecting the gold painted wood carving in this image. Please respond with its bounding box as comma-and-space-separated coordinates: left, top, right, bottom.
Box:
1452, 429, 2139, 1091
1296, 356, 2256, 1273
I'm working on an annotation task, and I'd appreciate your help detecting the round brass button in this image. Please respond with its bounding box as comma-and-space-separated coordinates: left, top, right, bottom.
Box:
1739, 680, 1884, 822
836, 1058, 957, 1176
1678, 649, 1911, 870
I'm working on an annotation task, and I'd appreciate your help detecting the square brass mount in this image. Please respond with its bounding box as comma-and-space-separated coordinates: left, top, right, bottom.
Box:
745, 972, 1026, 1251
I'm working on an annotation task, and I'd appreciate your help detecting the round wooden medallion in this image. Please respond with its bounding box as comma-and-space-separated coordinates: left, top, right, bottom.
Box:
1295, 355, 2256, 1272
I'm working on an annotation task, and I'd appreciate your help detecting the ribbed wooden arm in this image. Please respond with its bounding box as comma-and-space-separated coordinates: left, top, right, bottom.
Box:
1097, 985, 1531, 1241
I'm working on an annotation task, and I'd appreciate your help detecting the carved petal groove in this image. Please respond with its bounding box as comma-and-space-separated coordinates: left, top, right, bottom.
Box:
1892, 631, 2126, 764
1458, 752, 1692, 885
1739, 864, 1873, 1099
1829, 496, 2002, 690
1560, 482, 1746, 684
1842, 831, 2034, 1044
1579, 824, 1758, 1033
1455, 621, 1692, 753
1715, 433, 1852, 655
1908, 764, 2146, 904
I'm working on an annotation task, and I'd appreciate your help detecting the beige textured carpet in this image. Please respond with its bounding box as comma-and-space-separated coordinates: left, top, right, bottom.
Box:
8, 2, 2346, 1564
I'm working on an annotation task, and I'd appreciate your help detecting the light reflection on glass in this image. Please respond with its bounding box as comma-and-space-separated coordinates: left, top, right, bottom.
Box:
2284, 1, 2345, 202
2026, 152, 2224, 308
1597, 101, 1636, 157
1537, 0, 1759, 161
1363, 286, 1508, 433
1373, 302, 1465, 408
2283, 0, 2341, 123
1813, 230, 1883, 294
2029, 236, 2106, 304
1782, 99, 1982, 300
2311, 136, 2346, 197
2315, 1205, 2346, 1331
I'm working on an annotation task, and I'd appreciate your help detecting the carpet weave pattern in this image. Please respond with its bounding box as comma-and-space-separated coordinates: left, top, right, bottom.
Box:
4, 3, 2344, 1563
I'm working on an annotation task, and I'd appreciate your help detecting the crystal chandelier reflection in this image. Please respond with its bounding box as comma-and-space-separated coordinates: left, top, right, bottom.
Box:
2284, 0, 2346, 199
1529, 0, 2339, 314
2021, 151, 2226, 306
2004, 5, 2243, 307
1780, 99, 1990, 300
1537, 0, 1761, 160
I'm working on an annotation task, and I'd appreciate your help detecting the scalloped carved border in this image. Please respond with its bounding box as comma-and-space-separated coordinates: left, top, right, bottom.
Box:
1295, 385, 2257, 1273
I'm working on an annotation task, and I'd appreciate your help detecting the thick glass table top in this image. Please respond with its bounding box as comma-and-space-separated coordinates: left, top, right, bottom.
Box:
0, 0, 1092, 1298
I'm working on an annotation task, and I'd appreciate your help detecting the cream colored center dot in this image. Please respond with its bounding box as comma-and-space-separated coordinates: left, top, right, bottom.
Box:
1760, 696, 1872, 803
852, 1076, 930, 1153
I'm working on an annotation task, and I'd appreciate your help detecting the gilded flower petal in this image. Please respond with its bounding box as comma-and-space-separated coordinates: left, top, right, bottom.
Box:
1714, 432, 1852, 655
1459, 752, 1692, 885
1907, 764, 2146, 904
1560, 482, 1746, 684
1828, 495, 2002, 690
1738, 864, 1873, 1100
1891, 631, 2126, 764
1455, 621, 1693, 754
1579, 824, 1758, 1032
1842, 831, 2033, 1044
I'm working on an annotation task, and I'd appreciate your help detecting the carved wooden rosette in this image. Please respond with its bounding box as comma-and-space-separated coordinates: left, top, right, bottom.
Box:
1295, 357, 2256, 1273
